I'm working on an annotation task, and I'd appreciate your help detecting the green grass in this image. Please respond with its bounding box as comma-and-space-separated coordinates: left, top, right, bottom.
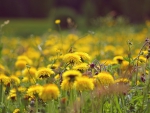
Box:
0, 18, 52, 37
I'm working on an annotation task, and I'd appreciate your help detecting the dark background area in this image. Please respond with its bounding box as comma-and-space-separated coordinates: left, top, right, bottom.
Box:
0, 0, 150, 23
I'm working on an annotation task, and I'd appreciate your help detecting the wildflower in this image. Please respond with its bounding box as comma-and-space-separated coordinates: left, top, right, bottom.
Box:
138, 56, 147, 64
22, 67, 37, 79
18, 86, 26, 93
63, 53, 81, 64
62, 70, 82, 82
7, 89, 17, 101
15, 60, 26, 70
0, 74, 11, 85
13, 108, 20, 113
55, 19, 61, 24
74, 52, 91, 62
74, 76, 94, 91
36, 67, 55, 79
115, 78, 130, 84
15, 55, 33, 70
95, 72, 114, 86
121, 60, 129, 70
27, 85, 43, 97
40, 84, 60, 101
113, 56, 124, 64
17, 55, 32, 65
61, 79, 74, 90
73, 63, 89, 71
10, 75, 20, 86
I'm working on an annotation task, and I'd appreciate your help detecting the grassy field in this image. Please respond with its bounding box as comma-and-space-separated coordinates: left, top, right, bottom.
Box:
0, 18, 52, 37
0, 18, 150, 113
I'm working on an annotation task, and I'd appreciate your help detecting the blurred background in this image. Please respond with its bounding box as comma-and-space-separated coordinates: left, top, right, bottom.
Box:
0, 0, 150, 36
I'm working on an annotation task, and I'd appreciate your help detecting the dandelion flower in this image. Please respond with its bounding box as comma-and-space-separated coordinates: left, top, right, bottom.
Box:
115, 78, 130, 84
17, 55, 32, 65
10, 75, 20, 86
113, 56, 124, 64
55, 19, 61, 24
74, 76, 94, 91
61, 79, 74, 90
0, 74, 11, 85
73, 63, 89, 71
95, 72, 114, 86
62, 70, 82, 82
63, 53, 81, 64
15, 60, 26, 70
36, 67, 55, 79
13, 109, 20, 113
7, 89, 17, 101
74, 52, 91, 62
27, 85, 43, 97
40, 84, 60, 101
22, 67, 37, 78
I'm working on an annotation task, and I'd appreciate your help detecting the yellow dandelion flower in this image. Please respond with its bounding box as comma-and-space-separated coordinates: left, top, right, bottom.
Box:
121, 60, 129, 70
7, 89, 17, 101
55, 19, 61, 24
95, 72, 114, 86
17, 55, 32, 65
0, 74, 11, 85
40, 84, 60, 101
141, 50, 148, 57
63, 53, 81, 64
18, 86, 26, 93
61, 79, 74, 90
62, 70, 82, 82
47, 63, 59, 70
10, 75, 20, 85
15, 60, 26, 70
138, 56, 147, 64
74, 52, 91, 62
13, 109, 20, 113
113, 56, 124, 64
74, 76, 94, 91
54, 74, 60, 81
22, 67, 37, 78
27, 85, 43, 97
73, 63, 89, 71
36, 67, 55, 79
115, 78, 130, 84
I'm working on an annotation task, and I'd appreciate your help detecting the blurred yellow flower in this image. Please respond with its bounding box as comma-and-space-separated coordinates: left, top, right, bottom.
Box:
22, 67, 37, 78
74, 76, 94, 91
27, 85, 43, 97
10, 75, 20, 86
0, 74, 11, 85
63, 53, 81, 64
113, 56, 124, 64
55, 19, 61, 24
40, 84, 60, 101
62, 70, 82, 82
13, 108, 20, 113
61, 79, 74, 90
115, 78, 130, 84
7, 89, 17, 101
15, 60, 26, 70
94, 72, 114, 86
36, 67, 55, 79
74, 52, 91, 62
73, 63, 89, 71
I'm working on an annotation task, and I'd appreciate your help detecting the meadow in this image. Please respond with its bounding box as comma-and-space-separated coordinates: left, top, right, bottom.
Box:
0, 18, 150, 113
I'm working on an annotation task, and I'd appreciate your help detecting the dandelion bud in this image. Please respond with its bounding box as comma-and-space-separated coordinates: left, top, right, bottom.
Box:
90, 63, 95, 68
141, 76, 145, 82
